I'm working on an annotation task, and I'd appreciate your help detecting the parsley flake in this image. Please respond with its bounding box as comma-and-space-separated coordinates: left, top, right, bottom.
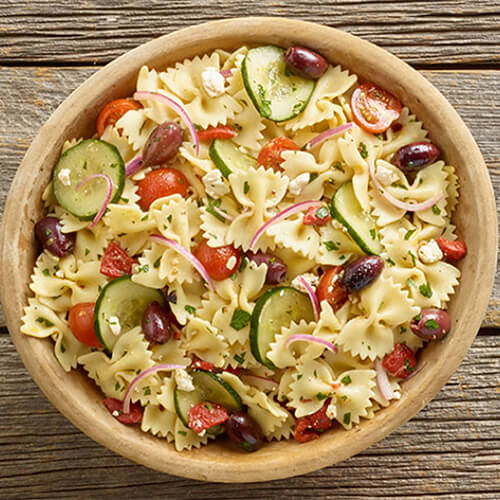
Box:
184, 305, 196, 314
419, 282, 433, 298
230, 309, 251, 330
341, 375, 352, 385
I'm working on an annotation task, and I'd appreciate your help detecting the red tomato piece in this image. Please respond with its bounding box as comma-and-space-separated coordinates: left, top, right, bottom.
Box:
435, 238, 467, 264
197, 125, 237, 141
96, 98, 142, 137
317, 266, 349, 312
191, 356, 217, 373
351, 83, 402, 134
188, 401, 229, 433
302, 204, 331, 226
100, 241, 135, 278
137, 168, 189, 211
68, 302, 101, 348
383, 343, 417, 379
193, 239, 241, 281
103, 397, 143, 424
294, 400, 333, 443
257, 137, 300, 172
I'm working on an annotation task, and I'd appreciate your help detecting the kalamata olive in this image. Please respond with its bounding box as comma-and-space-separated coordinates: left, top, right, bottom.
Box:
142, 121, 183, 167
341, 256, 384, 292
224, 411, 264, 452
247, 251, 287, 284
392, 142, 440, 172
284, 47, 328, 80
142, 301, 172, 345
410, 308, 451, 340
34, 216, 75, 257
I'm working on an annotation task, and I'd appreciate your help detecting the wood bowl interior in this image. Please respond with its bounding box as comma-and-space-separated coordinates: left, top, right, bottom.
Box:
0, 18, 497, 483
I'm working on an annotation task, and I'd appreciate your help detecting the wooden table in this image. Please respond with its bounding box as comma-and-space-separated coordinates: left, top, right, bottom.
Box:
1, 2, 499, 498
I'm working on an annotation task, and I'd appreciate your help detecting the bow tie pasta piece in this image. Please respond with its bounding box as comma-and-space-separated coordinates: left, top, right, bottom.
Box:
224, 341, 260, 370
54, 207, 91, 233
166, 280, 206, 327
174, 417, 210, 451
141, 404, 176, 442
227, 166, 288, 251
21, 298, 91, 371
331, 369, 376, 429
159, 53, 243, 129
337, 270, 419, 360
284, 65, 357, 132
445, 165, 460, 215
182, 317, 228, 368
317, 222, 364, 266
180, 141, 214, 177
280, 150, 330, 180
115, 108, 157, 153
381, 107, 428, 158
265, 411, 296, 442
369, 187, 406, 227
272, 247, 316, 278
151, 337, 191, 367
78, 327, 158, 405
395, 322, 424, 352
219, 373, 289, 437
323, 346, 372, 375
104, 204, 156, 235
100, 122, 136, 163
287, 359, 337, 417
200, 196, 240, 249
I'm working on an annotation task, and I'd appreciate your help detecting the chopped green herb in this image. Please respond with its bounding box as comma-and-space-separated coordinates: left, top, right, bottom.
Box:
297, 374, 303, 380
343, 412, 351, 425
369, 228, 376, 240
120, 197, 129, 203
153, 257, 161, 269
391, 182, 408, 190
341, 395, 348, 401
432, 204, 441, 215
333, 161, 345, 173
85, 248, 90, 256
385, 257, 396, 266
404, 358, 415, 372
341, 375, 352, 385
141, 214, 149, 221
419, 282, 433, 298
424, 319, 439, 330
36, 317, 54, 327
230, 272, 238, 280
243, 181, 250, 194
178, 430, 187, 436
238, 257, 248, 272
60, 344, 66, 353
309, 173, 319, 183
323, 240, 339, 252
184, 305, 196, 314
404, 229, 416, 240
167, 214, 173, 223
206, 196, 225, 222
115, 382, 120, 391
375, 133, 385, 141
399, 326, 407, 335
233, 352, 246, 365
316, 392, 329, 401
143, 386, 151, 396
407, 278, 417, 287
137, 264, 149, 273
42, 268, 50, 276
230, 309, 251, 330
408, 250, 417, 266
358, 142, 368, 159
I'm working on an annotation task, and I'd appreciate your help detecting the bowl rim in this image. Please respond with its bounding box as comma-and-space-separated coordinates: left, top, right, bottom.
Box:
0, 17, 497, 483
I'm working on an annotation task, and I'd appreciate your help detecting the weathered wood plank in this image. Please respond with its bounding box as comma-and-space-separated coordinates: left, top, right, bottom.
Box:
0, 1, 499, 66
0, 332, 498, 498
0, 67, 498, 327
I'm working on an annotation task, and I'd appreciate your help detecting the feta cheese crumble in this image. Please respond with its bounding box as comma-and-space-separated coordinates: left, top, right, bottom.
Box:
55, 269, 64, 278
112, 410, 120, 417
288, 173, 310, 196
376, 164, 399, 186
175, 368, 195, 392
57, 168, 72, 186
201, 67, 225, 98
417, 239, 443, 264
202, 169, 229, 198
326, 402, 337, 419
226, 255, 237, 270
291, 273, 320, 293
108, 316, 121, 336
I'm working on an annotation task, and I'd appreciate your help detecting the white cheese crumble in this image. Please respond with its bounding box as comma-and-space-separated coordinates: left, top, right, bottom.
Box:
55, 269, 64, 278
112, 410, 120, 417
198, 429, 207, 437
291, 273, 320, 293
288, 173, 310, 196
393, 391, 401, 400
375, 164, 399, 186
326, 402, 337, 420
417, 239, 443, 264
201, 67, 225, 97
202, 169, 229, 198
175, 368, 195, 392
108, 316, 121, 336
57, 168, 72, 186
226, 255, 237, 270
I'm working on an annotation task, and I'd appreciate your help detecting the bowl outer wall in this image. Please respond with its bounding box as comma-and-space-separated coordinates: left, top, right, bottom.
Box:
0, 17, 497, 483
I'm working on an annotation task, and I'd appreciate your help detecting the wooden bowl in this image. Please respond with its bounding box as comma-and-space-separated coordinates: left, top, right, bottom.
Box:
0, 18, 497, 483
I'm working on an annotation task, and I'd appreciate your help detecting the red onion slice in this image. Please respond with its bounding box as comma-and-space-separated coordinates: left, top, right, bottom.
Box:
133, 91, 199, 156
76, 174, 113, 229
220, 69, 232, 79
212, 205, 234, 222
285, 334, 337, 354
369, 161, 443, 212
304, 122, 354, 150
151, 234, 215, 291
125, 155, 144, 177
123, 363, 184, 413
374, 358, 395, 401
249, 200, 321, 251
297, 276, 320, 321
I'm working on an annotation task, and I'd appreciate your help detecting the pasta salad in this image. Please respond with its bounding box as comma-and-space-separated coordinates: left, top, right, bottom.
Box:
22, 45, 467, 451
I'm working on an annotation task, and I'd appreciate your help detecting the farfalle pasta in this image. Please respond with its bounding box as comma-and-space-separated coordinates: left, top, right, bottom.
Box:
21, 43, 465, 451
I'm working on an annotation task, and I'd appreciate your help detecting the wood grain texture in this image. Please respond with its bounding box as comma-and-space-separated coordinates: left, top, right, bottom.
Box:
0, 1, 499, 66
0, 330, 498, 499
0, 66, 498, 326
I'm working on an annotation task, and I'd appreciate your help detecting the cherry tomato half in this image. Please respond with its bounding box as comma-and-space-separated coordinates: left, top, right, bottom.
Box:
351, 83, 402, 134
100, 241, 135, 278
193, 240, 241, 281
197, 125, 237, 142
294, 399, 333, 443
137, 168, 189, 211
382, 343, 416, 379
317, 266, 349, 312
96, 98, 142, 137
257, 137, 300, 172
68, 302, 101, 348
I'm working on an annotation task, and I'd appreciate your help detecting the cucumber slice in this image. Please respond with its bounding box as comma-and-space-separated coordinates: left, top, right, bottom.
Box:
174, 370, 242, 428
330, 181, 382, 255
94, 275, 166, 350
53, 139, 125, 220
250, 287, 315, 369
242, 45, 315, 122
209, 139, 257, 178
